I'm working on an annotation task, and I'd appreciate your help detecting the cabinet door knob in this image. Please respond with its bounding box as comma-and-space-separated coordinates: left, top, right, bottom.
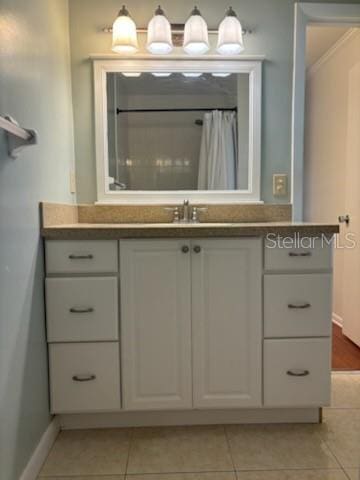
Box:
181, 245, 189, 253
286, 369, 310, 377
72, 374, 96, 382
193, 245, 201, 253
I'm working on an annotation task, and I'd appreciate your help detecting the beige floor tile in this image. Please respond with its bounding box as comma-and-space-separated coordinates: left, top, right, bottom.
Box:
320, 410, 360, 468
39, 428, 132, 476
127, 425, 233, 474
345, 469, 360, 480
235, 471, 348, 479
226, 424, 339, 471
331, 374, 360, 408
127, 474, 236, 480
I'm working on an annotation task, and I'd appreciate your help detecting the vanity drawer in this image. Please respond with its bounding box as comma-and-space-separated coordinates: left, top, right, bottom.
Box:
46, 277, 119, 342
264, 274, 332, 338
264, 237, 332, 272
49, 342, 121, 413
45, 240, 118, 274
264, 338, 331, 407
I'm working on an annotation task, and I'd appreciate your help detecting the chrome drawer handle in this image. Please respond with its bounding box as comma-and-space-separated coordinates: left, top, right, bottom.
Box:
68, 254, 93, 260
288, 252, 312, 257
69, 307, 94, 314
72, 374, 96, 382
288, 303, 311, 309
287, 369, 310, 377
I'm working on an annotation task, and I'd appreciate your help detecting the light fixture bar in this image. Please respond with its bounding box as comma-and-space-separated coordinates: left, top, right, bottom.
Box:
102, 26, 252, 35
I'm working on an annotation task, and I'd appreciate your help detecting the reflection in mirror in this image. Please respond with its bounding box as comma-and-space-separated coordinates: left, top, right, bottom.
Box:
107, 72, 249, 192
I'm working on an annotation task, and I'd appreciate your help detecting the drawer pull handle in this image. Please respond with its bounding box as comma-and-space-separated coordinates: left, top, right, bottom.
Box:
288, 303, 311, 309
72, 374, 96, 382
287, 369, 310, 377
69, 307, 94, 314
68, 254, 94, 260
288, 252, 312, 257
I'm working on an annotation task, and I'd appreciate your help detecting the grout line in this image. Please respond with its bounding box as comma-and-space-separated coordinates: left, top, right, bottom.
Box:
321, 440, 352, 480
223, 425, 237, 474
124, 427, 135, 476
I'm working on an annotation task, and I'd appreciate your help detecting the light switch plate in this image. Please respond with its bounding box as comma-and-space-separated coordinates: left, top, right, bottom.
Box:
273, 174, 288, 196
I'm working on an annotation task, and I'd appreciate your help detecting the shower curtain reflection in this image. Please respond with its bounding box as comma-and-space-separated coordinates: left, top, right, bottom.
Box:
198, 110, 238, 190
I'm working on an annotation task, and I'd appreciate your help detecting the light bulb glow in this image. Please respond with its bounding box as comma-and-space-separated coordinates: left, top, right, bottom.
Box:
183, 7, 209, 55
147, 7, 173, 55
152, 72, 172, 77
112, 7, 138, 54
217, 12, 244, 55
122, 72, 141, 77
212, 73, 232, 77
182, 72, 202, 77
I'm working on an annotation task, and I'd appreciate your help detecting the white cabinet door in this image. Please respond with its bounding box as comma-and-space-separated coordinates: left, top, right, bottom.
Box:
120, 240, 192, 410
191, 238, 262, 408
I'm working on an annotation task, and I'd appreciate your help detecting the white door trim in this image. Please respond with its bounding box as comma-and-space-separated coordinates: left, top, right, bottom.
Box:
291, 3, 360, 220
19, 417, 60, 480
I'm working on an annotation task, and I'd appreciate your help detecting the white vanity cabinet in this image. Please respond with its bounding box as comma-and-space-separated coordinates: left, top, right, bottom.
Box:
44, 234, 333, 418
120, 238, 262, 411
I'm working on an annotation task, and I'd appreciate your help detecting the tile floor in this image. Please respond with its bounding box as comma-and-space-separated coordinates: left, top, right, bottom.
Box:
38, 373, 360, 480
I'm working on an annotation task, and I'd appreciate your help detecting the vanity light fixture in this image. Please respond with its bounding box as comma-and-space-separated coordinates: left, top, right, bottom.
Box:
212, 73, 232, 77
147, 6, 173, 54
122, 72, 141, 77
152, 72, 172, 77
112, 5, 138, 54
183, 6, 209, 55
217, 6, 244, 55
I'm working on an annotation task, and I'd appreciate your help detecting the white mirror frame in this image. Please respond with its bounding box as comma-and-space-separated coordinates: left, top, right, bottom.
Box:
93, 57, 263, 204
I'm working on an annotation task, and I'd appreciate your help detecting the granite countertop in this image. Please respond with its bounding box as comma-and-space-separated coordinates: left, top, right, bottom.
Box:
41, 221, 339, 240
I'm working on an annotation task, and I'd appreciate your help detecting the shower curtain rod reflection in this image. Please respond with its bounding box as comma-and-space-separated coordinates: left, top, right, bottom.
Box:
116, 107, 238, 115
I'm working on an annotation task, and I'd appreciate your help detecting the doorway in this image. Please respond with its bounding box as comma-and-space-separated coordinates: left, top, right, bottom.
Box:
304, 25, 360, 370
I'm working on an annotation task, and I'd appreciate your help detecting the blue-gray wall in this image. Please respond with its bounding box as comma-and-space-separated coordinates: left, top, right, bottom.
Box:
0, 1, 75, 479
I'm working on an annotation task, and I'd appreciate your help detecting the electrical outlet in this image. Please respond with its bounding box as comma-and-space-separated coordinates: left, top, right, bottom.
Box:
69, 171, 77, 194
273, 174, 288, 197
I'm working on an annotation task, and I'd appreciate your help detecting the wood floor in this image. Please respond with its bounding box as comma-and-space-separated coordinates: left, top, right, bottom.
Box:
332, 322, 360, 370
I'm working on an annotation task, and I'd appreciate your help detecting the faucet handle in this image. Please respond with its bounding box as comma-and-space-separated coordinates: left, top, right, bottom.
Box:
164, 206, 180, 223
191, 206, 208, 223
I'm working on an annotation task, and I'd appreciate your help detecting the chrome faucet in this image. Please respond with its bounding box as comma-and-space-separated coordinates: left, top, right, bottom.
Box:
165, 200, 208, 223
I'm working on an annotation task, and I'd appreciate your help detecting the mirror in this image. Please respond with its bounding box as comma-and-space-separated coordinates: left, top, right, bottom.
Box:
94, 59, 262, 203
107, 72, 249, 192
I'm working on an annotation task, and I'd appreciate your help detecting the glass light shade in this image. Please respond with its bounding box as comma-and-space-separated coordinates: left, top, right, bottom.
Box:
152, 72, 172, 77
217, 8, 244, 55
122, 72, 141, 77
147, 6, 173, 55
183, 7, 209, 55
112, 6, 138, 54
212, 73, 231, 77
182, 72, 202, 77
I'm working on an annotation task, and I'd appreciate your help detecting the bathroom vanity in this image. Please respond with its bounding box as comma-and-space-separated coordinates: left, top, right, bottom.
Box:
41, 203, 338, 427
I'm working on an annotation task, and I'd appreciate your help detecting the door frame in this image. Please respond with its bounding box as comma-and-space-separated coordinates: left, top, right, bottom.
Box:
291, 2, 360, 220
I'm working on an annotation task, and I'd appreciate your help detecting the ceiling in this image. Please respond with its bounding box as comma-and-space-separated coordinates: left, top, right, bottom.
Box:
306, 25, 350, 68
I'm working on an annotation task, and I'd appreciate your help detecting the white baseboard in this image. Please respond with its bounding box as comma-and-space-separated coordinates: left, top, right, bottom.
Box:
332, 312, 343, 328
19, 417, 60, 480
58, 408, 321, 430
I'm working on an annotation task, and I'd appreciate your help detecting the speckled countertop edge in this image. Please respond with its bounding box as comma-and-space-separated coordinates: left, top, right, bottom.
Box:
41, 222, 339, 240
